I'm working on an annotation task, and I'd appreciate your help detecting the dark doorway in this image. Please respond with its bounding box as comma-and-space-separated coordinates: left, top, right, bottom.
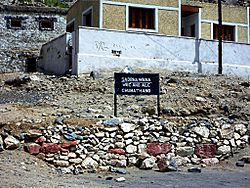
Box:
26, 57, 37, 72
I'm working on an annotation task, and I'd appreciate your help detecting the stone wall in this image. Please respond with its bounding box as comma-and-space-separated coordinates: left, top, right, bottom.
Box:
0, 6, 66, 73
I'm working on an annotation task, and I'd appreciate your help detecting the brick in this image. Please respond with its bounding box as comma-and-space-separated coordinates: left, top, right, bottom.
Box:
147, 143, 172, 156
195, 144, 217, 158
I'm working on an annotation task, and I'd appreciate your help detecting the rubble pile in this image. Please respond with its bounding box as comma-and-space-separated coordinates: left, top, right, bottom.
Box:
0, 116, 249, 174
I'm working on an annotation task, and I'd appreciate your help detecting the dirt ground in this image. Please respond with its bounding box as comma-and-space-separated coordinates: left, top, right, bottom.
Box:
0, 70, 250, 187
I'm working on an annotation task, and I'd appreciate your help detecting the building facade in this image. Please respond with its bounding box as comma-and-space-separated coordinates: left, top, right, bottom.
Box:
0, 5, 67, 73
67, 0, 249, 43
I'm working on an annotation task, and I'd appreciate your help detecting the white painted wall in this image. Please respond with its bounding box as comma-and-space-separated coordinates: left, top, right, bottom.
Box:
38, 33, 71, 75
75, 27, 250, 77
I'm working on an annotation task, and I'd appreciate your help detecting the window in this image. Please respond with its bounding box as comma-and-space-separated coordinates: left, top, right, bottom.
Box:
181, 5, 199, 38
66, 21, 75, 32
39, 19, 54, 31
129, 7, 155, 30
82, 8, 93, 27
10, 18, 22, 28
5, 16, 25, 29
213, 24, 235, 41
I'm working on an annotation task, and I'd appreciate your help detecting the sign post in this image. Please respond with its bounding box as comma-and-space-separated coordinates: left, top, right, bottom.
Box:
114, 73, 160, 116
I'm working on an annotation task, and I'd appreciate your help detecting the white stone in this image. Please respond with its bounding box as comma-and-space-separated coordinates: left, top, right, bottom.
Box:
234, 133, 241, 140
137, 144, 147, 153
195, 96, 206, 102
126, 145, 137, 154
69, 158, 83, 164
223, 140, 230, 145
81, 157, 98, 169
95, 132, 105, 138
241, 135, 249, 143
192, 126, 210, 138
54, 160, 70, 167
115, 177, 126, 182
128, 157, 137, 165
104, 127, 118, 132
4, 136, 20, 149
234, 124, 247, 136
140, 157, 156, 169
59, 155, 69, 160
202, 158, 219, 166
229, 139, 236, 147
236, 140, 243, 147
68, 152, 77, 158
125, 139, 133, 145
115, 142, 125, 148
217, 145, 231, 155
186, 137, 193, 143
92, 154, 100, 162
124, 132, 134, 139
120, 123, 136, 133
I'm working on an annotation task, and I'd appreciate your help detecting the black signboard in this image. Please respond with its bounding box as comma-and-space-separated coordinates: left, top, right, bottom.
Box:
114, 73, 160, 95
114, 73, 160, 116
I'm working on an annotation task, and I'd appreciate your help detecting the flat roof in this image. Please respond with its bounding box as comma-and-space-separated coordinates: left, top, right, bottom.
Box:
0, 5, 68, 15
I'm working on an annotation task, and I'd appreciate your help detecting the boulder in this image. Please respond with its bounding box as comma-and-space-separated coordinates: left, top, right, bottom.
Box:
192, 126, 210, 138
195, 144, 217, 158
221, 124, 234, 139
217, 145, 231, 155
120, 123, 136, 133
4, 135, 20, 149
139, 157, 156, 170
81, 157, 98, 169
126, 145, 137, 154
176, 146, 194, 157
234, 124, 247, 136
147, 143, 172, 156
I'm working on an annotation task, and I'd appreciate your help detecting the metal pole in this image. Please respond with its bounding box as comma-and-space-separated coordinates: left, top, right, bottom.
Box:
218, 0, 223, 74
157, 94, 160, 117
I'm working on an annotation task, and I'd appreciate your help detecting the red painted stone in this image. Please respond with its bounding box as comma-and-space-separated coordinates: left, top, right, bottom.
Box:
35, 136, 46, 143
61, 141, 78, 148
28, 143, 41, 155
109, 148, 126, 155
195, 144, 217, 158
147, 143, 172, 156
40, 143, 61, 154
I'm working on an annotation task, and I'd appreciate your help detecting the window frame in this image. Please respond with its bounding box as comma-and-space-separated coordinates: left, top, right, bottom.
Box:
39, 19, 54, 31
213, 23, 235, 42
82, 6, 93, 27
5, 16, 26, 30
126, 5, 158, 33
